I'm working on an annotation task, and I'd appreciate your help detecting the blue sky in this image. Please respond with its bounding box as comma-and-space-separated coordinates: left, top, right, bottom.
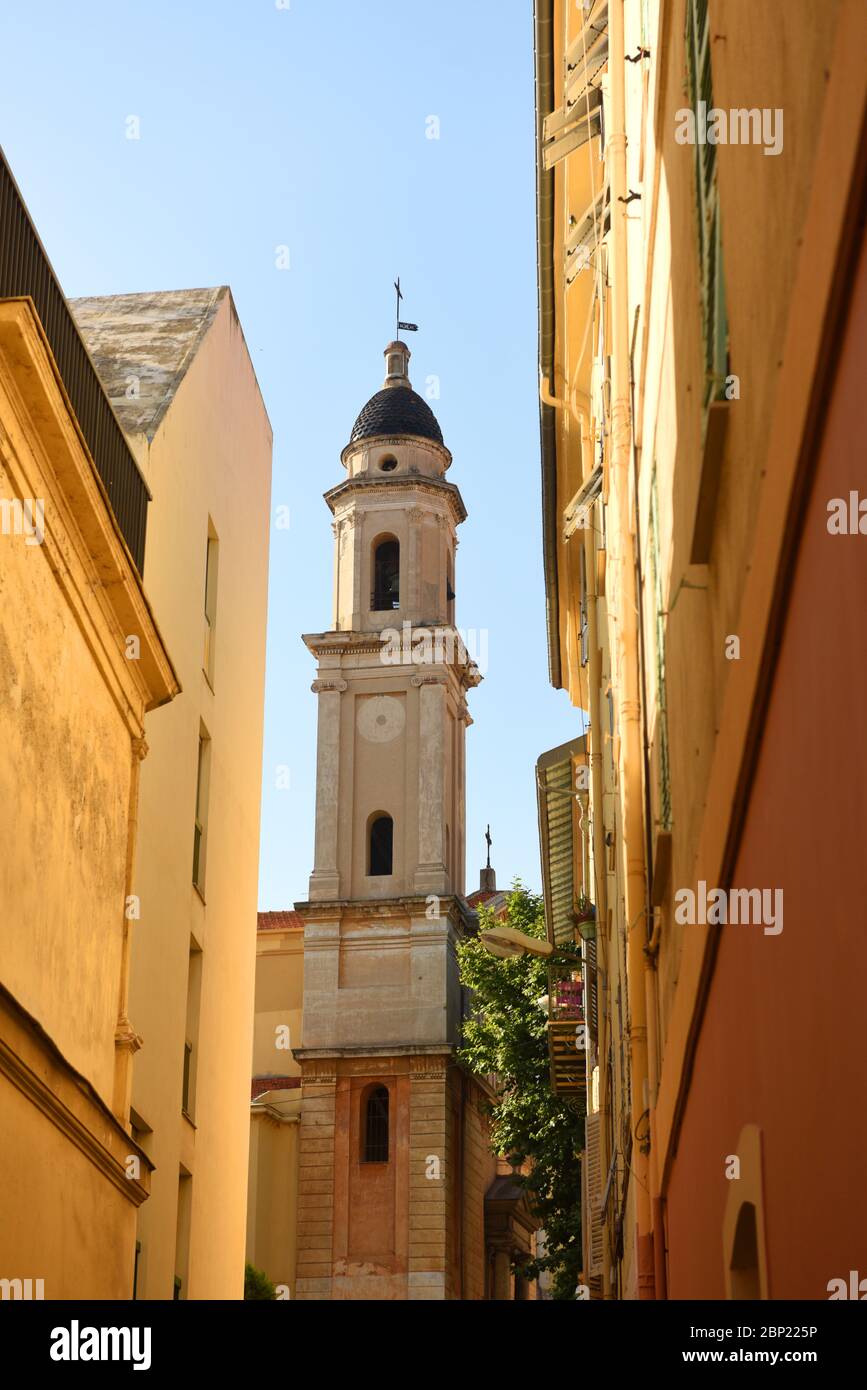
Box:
0, 0, 584, 906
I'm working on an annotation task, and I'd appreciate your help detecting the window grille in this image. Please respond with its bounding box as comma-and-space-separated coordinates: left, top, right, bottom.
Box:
363, 1087, 389, 1163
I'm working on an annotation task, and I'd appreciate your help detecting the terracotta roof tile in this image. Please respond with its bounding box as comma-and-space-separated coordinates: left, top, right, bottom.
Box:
257, 910, 304, 932
252, 1076, 300, 1099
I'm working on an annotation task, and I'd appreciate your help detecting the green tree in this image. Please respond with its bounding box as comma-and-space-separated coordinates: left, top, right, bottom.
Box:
457, 883, 584, 1299
244, 1262, 277, 1300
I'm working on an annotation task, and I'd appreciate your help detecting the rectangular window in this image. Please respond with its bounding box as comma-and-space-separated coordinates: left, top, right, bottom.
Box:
203, 523, 219, 684
182, 941, 202, 1120
174, 1173, 192, 1299
649, 470, 672, 831
579, 544, 589, 667
685, 0, 729, 413
182, 1042, 193, 1116
192, 728, 211, 895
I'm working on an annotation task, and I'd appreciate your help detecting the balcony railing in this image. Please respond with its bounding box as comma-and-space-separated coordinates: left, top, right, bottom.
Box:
547, 960, 588, 1101
0, 147, 149, 572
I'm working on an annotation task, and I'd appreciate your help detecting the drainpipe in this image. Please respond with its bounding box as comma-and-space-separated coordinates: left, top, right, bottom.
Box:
581, 450, 613, 1300
608, 0, 654, 1298
112, 735, 147, 1125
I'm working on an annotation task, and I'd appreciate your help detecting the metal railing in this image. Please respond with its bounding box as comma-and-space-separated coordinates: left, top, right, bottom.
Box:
548, 960, 585, 1022
0, 147, 149, 572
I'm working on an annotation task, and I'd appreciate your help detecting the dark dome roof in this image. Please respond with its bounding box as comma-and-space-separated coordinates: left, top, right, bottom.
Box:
348, 386, 444, 448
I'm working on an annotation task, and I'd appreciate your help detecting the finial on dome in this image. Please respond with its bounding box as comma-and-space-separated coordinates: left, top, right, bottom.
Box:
383, 340, 411, 389
479, 825, 496, 891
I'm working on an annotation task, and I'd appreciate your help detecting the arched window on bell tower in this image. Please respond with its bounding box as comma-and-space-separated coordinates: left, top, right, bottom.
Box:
372, 536, 400, 611
362, 1086, 390, 1163
368, 813, 393, 876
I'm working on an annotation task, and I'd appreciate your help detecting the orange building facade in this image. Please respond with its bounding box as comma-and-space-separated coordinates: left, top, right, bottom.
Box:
534, 0, 867, 1298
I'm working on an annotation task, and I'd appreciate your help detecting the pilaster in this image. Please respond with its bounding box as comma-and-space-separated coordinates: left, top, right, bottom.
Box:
295, 1061, 338, 1301
408, 1057, 450, 1300
308, 682, 346, 900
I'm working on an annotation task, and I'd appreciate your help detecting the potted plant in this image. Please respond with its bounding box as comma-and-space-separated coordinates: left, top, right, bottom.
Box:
573, 894, 596, 942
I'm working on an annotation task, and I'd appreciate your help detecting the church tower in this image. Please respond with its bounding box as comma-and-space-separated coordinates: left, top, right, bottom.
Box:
293, 338, 485, 1300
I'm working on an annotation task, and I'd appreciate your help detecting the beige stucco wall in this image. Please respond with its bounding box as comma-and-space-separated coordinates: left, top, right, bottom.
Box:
247, 1102, 300, 1296
253, 926, 304, 1079
118, 292, 272, 1300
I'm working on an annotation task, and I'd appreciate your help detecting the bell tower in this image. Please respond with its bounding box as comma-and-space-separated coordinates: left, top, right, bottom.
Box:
293, 339, 482, 1300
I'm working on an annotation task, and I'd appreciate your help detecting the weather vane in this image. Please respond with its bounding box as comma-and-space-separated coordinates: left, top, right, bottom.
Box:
394, 277, 418, 340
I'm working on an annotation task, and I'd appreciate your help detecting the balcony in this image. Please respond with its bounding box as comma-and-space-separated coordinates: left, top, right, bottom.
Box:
0, 148, 149, 572
547, 963, 588, 1102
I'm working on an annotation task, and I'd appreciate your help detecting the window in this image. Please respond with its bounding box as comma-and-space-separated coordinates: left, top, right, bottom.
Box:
182, 942, 202, 1119
203, 523, 219, 684
722, 1125, 768, 1299
379, 455, 398, 472
133, 1241, 142, 1301
192, 728, 211, 895
579, 544, 589, 667
363, 1086, 389, 1163
729, 1203, 761, 1300
368, 814, 393, 876
649, 469, 672, 831
182, 1042, 193, 1115
685, 0, 729, 412
372, 537, 400, 610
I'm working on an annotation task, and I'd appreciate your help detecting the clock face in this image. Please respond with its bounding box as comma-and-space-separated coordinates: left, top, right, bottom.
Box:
357, 694, 405, 744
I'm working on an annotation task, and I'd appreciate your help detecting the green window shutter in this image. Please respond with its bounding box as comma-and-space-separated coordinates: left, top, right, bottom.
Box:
649, 471, 672, 831
685, 0, 729, 411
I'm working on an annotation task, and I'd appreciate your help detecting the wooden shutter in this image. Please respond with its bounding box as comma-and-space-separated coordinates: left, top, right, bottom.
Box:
685, 0, 728, 408
584, 1112, 605, 1276
542, 87, 603, 170
649, 470, 672, 831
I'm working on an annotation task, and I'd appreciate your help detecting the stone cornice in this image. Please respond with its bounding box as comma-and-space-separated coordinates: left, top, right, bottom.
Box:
0, 300, 180, 724
303, 630, 384, 659
323, 473, 467, 526
293, 893, 467, 926
302, 628, 483, 692
0, 982, 151, 1209
340, 433, 452, 471
296, 1043, 456, 1062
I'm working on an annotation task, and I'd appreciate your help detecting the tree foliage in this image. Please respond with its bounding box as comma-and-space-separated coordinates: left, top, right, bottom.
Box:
457, 883, 584, 1299
244, 1262, 277, 1300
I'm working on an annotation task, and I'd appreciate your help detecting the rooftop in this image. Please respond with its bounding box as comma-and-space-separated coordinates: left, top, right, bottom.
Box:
258, 910, 304, 932
69, 287, 226, 439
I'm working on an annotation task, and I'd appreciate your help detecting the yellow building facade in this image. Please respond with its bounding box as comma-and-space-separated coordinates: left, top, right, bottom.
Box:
72, 288, 273, 1300
0, 154, 178, 1298
535, 0, 867, 1298
247, 911, 305, 1298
